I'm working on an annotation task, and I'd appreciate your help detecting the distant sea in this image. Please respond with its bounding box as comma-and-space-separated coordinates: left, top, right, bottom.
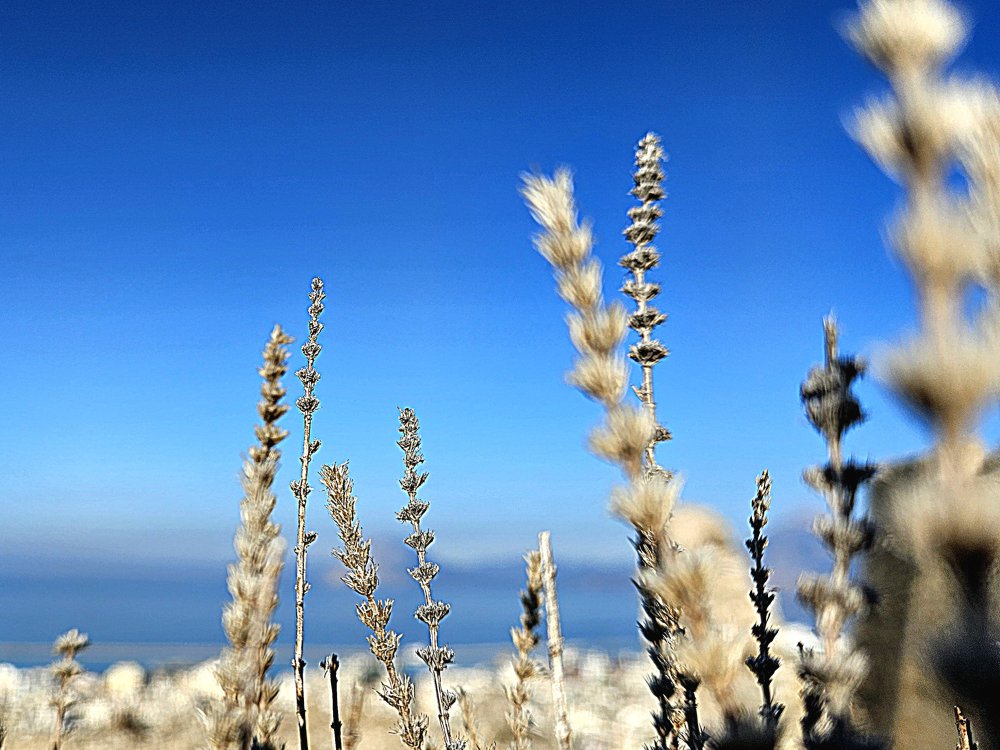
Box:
1, 523, 819, 671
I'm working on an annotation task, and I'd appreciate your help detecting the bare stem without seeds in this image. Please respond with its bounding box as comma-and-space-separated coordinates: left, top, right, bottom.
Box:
319, 654, 343, 750
538, 532, 572, 750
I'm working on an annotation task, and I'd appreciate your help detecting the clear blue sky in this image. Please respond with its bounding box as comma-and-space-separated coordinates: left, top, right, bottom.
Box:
4, 0, 1000, 625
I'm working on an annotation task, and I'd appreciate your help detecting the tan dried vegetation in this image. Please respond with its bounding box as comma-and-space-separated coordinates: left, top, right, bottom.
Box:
6, 1, 1000, 749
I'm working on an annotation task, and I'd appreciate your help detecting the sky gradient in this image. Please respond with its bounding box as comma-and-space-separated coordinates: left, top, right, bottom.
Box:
4, 0, 1000, 648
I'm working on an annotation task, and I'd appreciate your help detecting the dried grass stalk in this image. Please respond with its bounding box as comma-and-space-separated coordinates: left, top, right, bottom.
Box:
538, 532, 572, 750
323, 460, 429, 750
523, 153, 684, 749
796, 318, 877, 748
505, 550, 544, 750
291, 277, 325, 750
208, 325, 293, 750
395, 407, 463, 750
745, 470, 783, 730
49, 628, 89, 750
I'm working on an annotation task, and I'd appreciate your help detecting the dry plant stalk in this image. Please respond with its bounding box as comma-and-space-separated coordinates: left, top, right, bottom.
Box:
342, 667, 378, 750
49, 628, 89, 750
291, 277, 326, 750
322, 460, 429, 750
796, 318, 876, 747
208, 325, 293, 750
319, 655, 344, 750
621, 133, 672, 471
505, 550, 544, 750
395, 407, 462, 750
538, 532, 571, 750
745, 470, 783, 730
522, 141, 685, 750
955, 706, 978, 750
850, 0, 1000, 739
456, 689, 488, 750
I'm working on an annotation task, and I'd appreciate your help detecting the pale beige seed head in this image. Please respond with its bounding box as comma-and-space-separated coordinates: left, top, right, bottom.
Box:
642, 546, 738, 637
535, 225, 595, 273
567, 303, 628, 357
882, 330, 1000, 436
588, 405, 654, 477
893, 462, 1000, 569
848, 0, 967, 76
53, 629, 89, 658
609, 473, 681, 537
890, 192, 985, 286
522, 170, 594, 270
675, 623, 749, 714
568, 354, 628, 408
557, 261, 603, 311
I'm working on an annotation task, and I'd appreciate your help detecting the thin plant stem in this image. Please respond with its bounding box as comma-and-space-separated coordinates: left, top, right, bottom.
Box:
396, 407, 459, 749
538, 531, 571, 750
621, 133, 671, 471
745, 470, 783, 729
319, 655, 343, 750
955, 706, 978, 750
323, 460, 429, 750
208, 325, 293, 750
679, 675, 705, 750
49, 629, 89, 750
506, 550, 543, 750
797, 318, 875, 741
292, 277, 326, 750
523, 165, 682, 749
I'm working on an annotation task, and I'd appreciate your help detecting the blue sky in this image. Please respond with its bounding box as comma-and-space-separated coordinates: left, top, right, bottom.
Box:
4, 1, 1000, 645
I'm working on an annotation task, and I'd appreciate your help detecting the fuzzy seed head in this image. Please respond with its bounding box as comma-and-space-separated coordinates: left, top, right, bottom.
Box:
589, 405, 655, 477
848, 0, 967, 76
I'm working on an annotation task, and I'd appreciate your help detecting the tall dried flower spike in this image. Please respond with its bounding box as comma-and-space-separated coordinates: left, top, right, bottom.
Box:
505, 550, 544, 750
523, 162, 683, 750
796, 318, 877, 748
621, 133, 671, 471
49, 628, 89, 750
207, 325, 293, 750
322, 460, 429, 750
395, 407, 464, 750
744, 470, 783, 730
850, 0, 994, 468
848, 2, 1000, 744
291, 277, 325, 750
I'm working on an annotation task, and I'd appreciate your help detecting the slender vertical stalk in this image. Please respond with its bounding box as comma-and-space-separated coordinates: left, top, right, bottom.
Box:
320, 655, 344, 750
538, 531, 571, 750
323, 461, 429, 750
679, 675, 705, 750
955, 706, 978, 750
396, 407, 460, 749
745, 470, 783, 729
523, 167, 682, 749
208, 325, 293, 750
621, 133, 671, 471
292, 278, 326, 750
797, 318, 875, 743
455, 689, 481, 750
506, 550, 544, 750
49, 629, 89, 750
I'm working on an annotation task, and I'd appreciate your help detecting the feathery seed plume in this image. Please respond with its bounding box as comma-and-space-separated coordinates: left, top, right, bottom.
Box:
208, 325, 293, 750
323, 460, 429, 750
